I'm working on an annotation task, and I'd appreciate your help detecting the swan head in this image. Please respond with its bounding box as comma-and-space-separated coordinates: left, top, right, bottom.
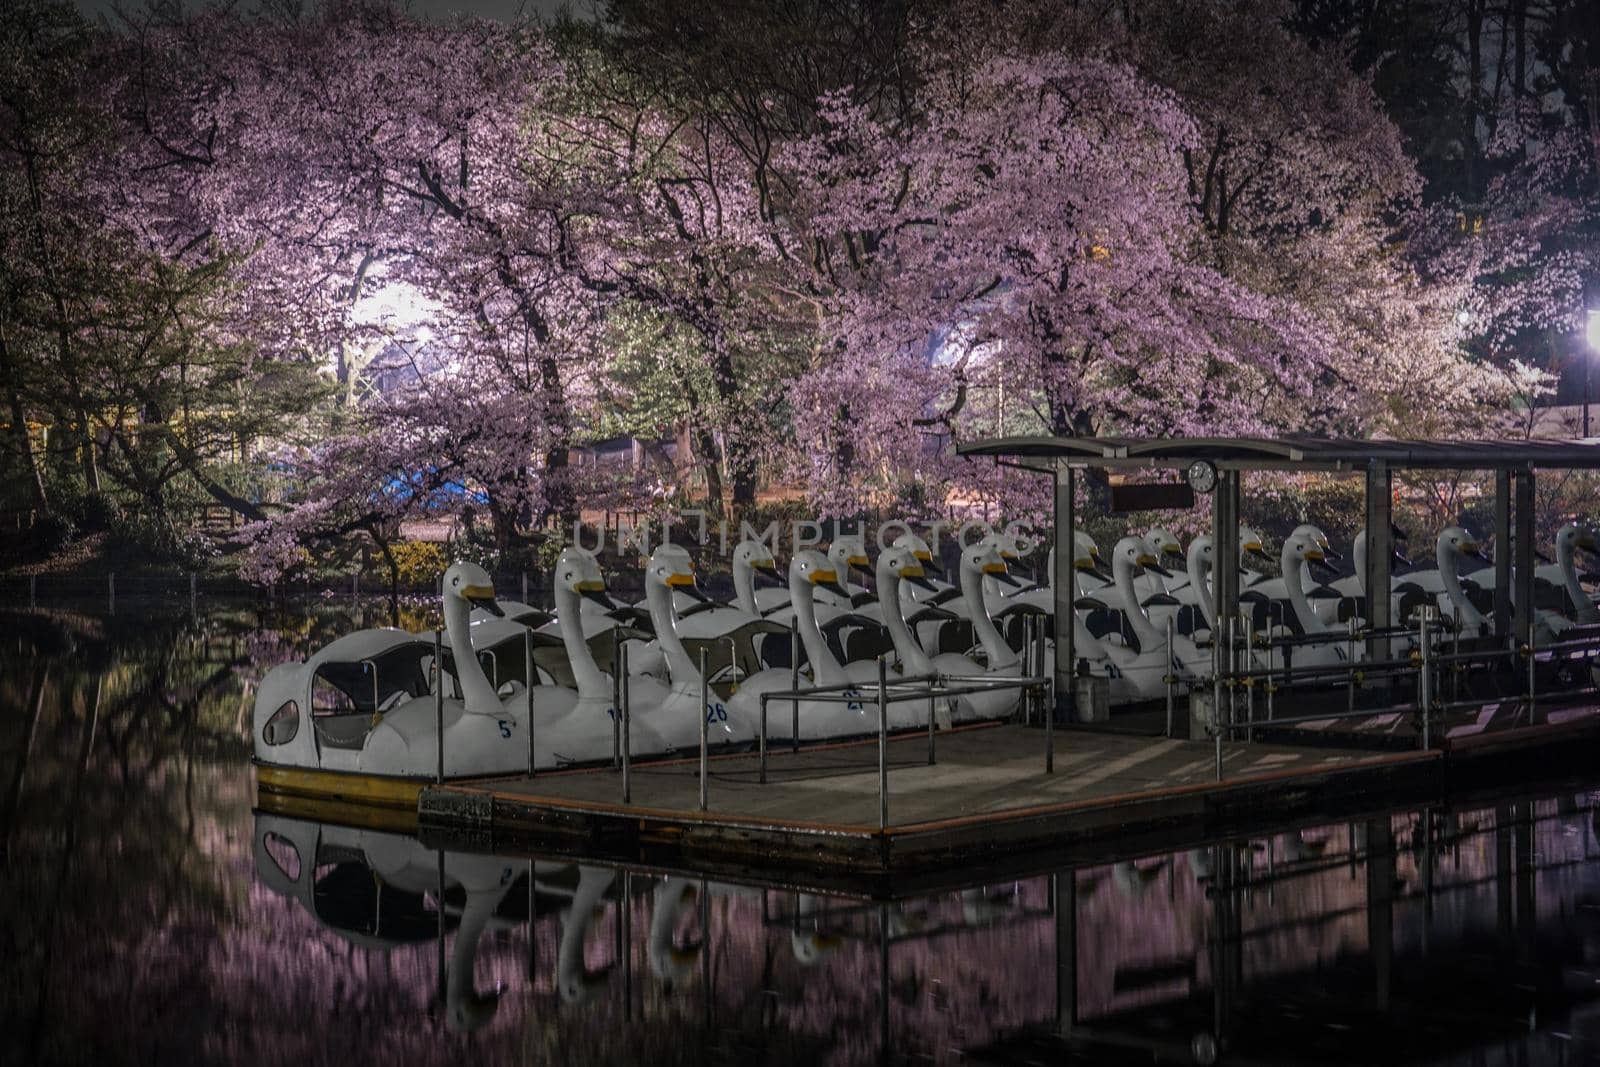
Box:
1557, 524, 1600, 561
444, 562, 501, 616
791, 549, 847, 595
1292, 523, 1339, 562
1143, 527, 1184, 565
827, 535, 871, 578
1115, 534, 1170, 579
790, 928, 845, 965
879, 545, 936, 591
1438, 526, 1489, 569
1072, 534, 1101, 571
645, 544, 706, 601
446, 987, 502, 1033
1284, 529, 1337, 578
962, 541, 1019, 586
558, 963, 614, 1005
1239, 526, 1270, 568
891, 532, 941, 574
554, 547, 616, 609
732, 539, 780, 579
983, 530, 1023, 562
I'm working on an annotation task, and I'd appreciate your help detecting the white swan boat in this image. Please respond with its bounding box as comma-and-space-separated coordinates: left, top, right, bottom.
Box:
253, 562, 534, 806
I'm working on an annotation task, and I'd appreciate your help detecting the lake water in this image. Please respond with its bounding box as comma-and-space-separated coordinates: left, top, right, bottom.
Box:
6, 602, 1600, 1065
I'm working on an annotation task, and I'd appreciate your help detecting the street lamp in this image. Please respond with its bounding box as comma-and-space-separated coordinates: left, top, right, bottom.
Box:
1587, 310, 1600, 438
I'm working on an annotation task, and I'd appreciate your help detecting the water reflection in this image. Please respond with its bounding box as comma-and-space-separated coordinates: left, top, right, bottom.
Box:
6, 604, 1600, 1064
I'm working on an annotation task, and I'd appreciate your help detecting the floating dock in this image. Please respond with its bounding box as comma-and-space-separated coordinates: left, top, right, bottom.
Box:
419, 720, 1556, 876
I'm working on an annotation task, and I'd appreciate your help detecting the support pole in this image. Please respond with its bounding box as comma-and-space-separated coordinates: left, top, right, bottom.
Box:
790, 619, 801, 753
1419, 609, 1432, 750
1493, 470, 1512, 639
1213, 469, 1240, 774
1364, 462, 1393, 664
1053, 463, 1076, 723
698, 647, 709, 812
611, 629, 621, 769
1512, 470, 1536, 646
525, 629, 536, 777
434, 629, 445, 784
1165, 615, 1176, 739
877, 657, 888, 832
1513, 469, 1537, 719
759, 693, 769, 784
621, 643, 631, 804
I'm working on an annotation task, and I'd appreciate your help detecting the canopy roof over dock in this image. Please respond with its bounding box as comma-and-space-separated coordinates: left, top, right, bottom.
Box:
957, 434, 1600, 471
956, 433, 1598, 716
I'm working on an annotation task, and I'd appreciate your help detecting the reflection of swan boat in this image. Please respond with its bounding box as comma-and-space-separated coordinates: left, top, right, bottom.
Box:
252, 810, 528, 1032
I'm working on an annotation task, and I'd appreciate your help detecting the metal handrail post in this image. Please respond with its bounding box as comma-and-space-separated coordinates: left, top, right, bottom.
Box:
1527, 616, 1537, 724
1022, 616, 1033, 725
1418, 611, 1431, 750
1165, 615, 1176, 739
621, 643, 632, 804
1346, 617, 1357, 718
877, 657, 888, 832
1045, 662, 1056, 773
699, 647, 710, 812
1243, 622, 1255, 742
723, 634, 739, 689
434, 629, 445, 784
759, 694, 769, 784
1039, 618, 1050, 736
612, 628, 621, 769
1214, 618, 1227, 782
790, 620, 801, 752
525, 629, 536, 777
1452, 618, 1461, 703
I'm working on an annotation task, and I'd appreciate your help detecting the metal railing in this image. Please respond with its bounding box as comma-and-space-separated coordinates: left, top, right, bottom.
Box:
1197, 610, 1600, 777
752, 666, 1051, 831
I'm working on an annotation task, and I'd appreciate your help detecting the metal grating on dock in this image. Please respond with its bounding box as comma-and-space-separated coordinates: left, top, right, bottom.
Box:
418, 724, 1448, 873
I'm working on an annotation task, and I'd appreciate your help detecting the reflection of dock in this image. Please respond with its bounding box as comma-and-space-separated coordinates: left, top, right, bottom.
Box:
420, 724, 1453, 874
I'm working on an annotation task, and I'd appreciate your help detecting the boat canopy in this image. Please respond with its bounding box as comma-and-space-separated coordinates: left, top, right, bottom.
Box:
957, 435, 1600, 472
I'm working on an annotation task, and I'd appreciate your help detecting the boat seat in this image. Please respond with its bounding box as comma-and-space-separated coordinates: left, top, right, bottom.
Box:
845, 625, 895, 664
313, 713, 373, 750
936, 619, 976, 656
759, 632, 809, 671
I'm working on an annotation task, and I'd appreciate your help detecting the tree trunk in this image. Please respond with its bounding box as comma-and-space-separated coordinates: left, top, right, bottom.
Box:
0, 323, 47, 509
1465, 0, 1484, 201
372, 526, 401, 625
694, 425, 725, 512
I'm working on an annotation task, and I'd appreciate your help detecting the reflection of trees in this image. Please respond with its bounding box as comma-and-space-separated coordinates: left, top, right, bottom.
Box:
0, 604, 353, 1064
8, 602, 1600, 1065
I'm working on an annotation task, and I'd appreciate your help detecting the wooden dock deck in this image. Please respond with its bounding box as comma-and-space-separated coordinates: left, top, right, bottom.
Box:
418, 723, 1454, 874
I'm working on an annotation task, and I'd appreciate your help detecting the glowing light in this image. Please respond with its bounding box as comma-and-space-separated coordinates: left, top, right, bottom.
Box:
1587, 309, 1600, 354
353, 280, 438, 341
1455, 308, 1473, 327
